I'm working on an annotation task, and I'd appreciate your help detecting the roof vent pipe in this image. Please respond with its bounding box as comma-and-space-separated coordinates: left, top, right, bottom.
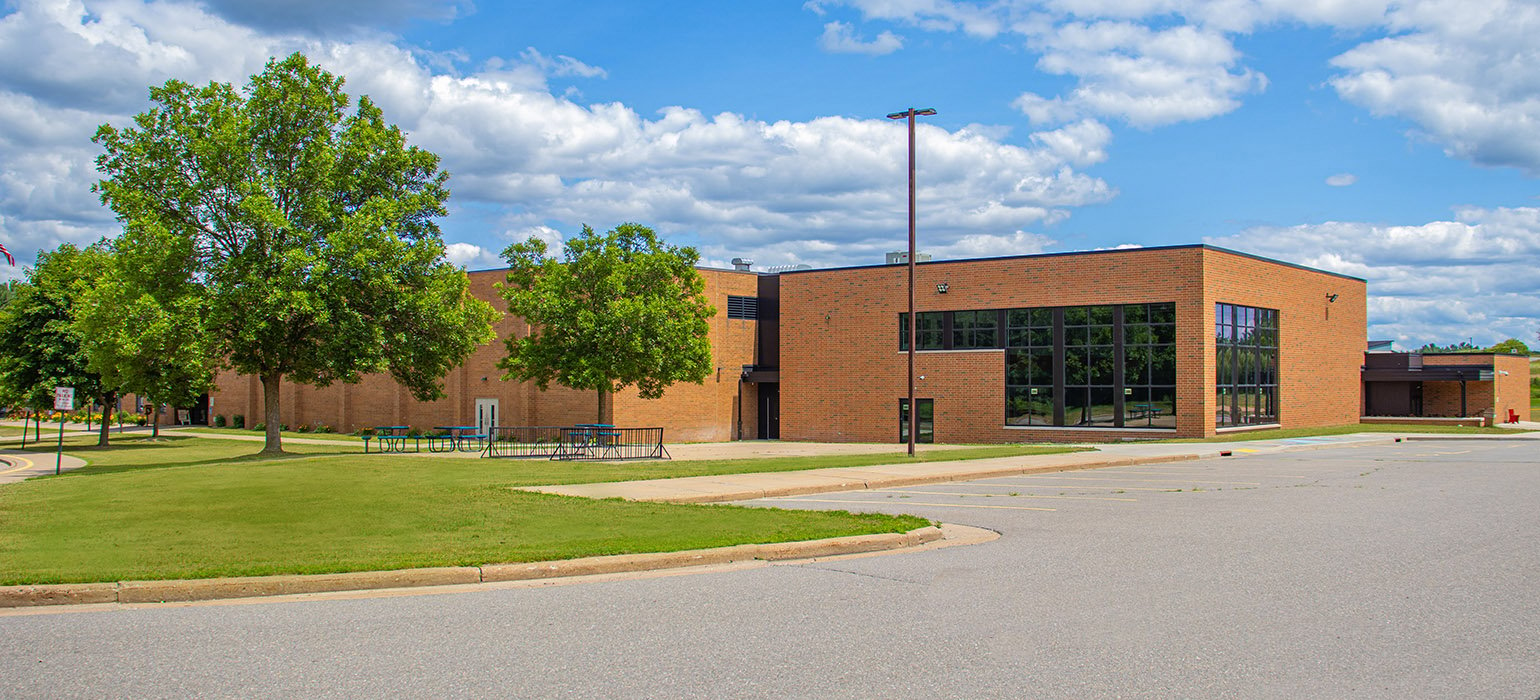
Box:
731, 258, 753, 272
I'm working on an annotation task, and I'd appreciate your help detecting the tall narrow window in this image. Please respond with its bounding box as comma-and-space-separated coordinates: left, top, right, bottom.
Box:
1005, 308, 1054, 426
1215, 302, 1279, 427
1123, 303, 1177, 428
1063, 305, 1116, 427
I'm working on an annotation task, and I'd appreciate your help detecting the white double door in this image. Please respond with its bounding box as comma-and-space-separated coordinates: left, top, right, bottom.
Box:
474, 398, 499, 435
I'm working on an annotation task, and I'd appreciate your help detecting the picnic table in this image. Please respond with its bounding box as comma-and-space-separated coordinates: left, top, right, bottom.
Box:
431, 425, 486, 452
369, 426, 417, 453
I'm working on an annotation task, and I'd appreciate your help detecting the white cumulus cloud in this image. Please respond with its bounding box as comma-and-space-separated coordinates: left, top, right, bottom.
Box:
1325, 173, 1357, 187
818, 20, 903, 55
1207, 206, 1540, 347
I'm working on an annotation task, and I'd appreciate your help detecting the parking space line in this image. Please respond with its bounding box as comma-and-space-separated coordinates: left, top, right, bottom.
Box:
1006, 475, 1263, 486
876, 489, 1136, 502
1105, 469, 1312, 479
769, 498, 1057, 512
972, 480, 1199, 492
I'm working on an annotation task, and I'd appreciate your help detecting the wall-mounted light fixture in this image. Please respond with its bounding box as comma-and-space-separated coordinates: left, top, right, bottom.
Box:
936, 282, 950, 294
1326, 293, 1339, 303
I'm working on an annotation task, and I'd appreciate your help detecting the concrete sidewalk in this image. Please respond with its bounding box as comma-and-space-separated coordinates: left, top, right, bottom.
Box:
0, 449, 88, 484
519, 430, 1539, 504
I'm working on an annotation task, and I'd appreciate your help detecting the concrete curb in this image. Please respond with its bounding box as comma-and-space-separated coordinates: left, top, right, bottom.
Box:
0, 526, 944, 609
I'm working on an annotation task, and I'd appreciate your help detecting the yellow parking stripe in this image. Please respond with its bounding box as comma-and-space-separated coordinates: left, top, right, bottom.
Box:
772, 498, 1056, 512
0, 455, 36, 475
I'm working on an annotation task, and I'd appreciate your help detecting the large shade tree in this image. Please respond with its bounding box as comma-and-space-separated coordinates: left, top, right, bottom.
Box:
499, 223, 715, 423
0, 244, 120, 447
93, 53, 496, 453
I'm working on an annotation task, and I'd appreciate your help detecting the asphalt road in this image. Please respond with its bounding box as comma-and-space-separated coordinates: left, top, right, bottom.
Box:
3, 440, 1537, 698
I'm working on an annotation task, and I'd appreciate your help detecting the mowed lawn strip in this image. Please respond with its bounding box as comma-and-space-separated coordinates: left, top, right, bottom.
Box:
176, 426, 361, 442
0, 436, 954, 585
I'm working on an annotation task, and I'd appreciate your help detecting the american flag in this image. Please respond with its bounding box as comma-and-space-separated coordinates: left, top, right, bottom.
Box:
0, 242, 11, 266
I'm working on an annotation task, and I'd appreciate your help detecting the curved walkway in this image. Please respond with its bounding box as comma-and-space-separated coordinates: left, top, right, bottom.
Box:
0, 449, 87, 484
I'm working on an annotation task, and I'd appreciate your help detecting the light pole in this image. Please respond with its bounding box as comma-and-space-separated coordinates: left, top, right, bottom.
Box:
887, 107, 935, 457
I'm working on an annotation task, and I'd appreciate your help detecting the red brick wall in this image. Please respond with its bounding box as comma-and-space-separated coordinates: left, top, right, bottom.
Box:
613, 269, 763, 442
1203, 249, 1366, 434
210, 267, 761, 438
1420, 354, 1532, 421
778, 246, 1365, 443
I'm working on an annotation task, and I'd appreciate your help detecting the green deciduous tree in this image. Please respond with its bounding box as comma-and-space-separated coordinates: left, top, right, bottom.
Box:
93, 52, 496, 454
1486, 338, 1530, 355
499, 223, 715, 423
0, 243, 119, 447
73, 228, 214, 439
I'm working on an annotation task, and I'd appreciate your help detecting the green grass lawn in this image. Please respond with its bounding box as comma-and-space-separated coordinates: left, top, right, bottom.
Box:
6, 435, 1034, 585
176, 426, 361, 441
1154, 423, 1533, 443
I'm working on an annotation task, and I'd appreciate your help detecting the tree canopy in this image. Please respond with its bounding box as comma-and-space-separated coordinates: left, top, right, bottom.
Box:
499, 223, 715, 422
93, 52, 496, 453
0, 243, 119, 446
73, 227, 214, 438
1486, 338, 1530, 355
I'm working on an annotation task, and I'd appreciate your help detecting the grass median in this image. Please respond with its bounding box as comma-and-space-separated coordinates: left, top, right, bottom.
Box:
0, 435, 1081, 586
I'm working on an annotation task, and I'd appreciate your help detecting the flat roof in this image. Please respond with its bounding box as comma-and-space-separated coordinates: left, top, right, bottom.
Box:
774, 243, 1366, 282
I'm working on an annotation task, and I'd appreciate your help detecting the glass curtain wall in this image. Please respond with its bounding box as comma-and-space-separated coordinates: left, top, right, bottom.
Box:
1001, 303, 1177, 429
1215, 303, 1279, 427
1005, 309, 1054, 425
1123, 303, 1178, 428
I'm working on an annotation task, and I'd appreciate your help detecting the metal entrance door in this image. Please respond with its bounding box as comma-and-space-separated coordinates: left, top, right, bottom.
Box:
757, 384, 779, 439
475, 398, 499, 435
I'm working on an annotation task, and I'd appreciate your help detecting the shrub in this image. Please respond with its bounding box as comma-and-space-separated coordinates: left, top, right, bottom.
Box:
279, 423, 290, 432
213, 415, 227, 428
133, 414, 147, 426
232, 414, 244, 429
315, 425, 335, 434
251, 422, 265, 432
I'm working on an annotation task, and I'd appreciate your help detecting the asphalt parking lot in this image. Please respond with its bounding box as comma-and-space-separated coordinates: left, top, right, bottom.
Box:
2, 439, 1537, 698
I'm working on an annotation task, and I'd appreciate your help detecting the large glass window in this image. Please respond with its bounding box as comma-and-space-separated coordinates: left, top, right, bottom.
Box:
899, 312, 944, 350
1123, 303, 1177, 428
951, 310, 999, 349
1063, 306, 1116, 427
1006, 308, 1055, 426
1215, 303, 1279, 427
1005, 303, 1176, 430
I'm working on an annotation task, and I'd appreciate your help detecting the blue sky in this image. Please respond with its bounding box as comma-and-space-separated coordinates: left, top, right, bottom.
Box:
1, 0, 1537, 348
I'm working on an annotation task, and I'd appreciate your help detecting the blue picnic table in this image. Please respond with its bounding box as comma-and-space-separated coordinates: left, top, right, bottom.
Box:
368, 426, 418, 453
432, 425, 486, 452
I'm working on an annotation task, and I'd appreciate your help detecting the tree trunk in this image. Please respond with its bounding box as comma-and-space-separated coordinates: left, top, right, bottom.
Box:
97, 392, 115, 447
596, 386, 612, 425
151, 404, 159, 438
20, 410, 27, 449
261, 372, 283, 454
